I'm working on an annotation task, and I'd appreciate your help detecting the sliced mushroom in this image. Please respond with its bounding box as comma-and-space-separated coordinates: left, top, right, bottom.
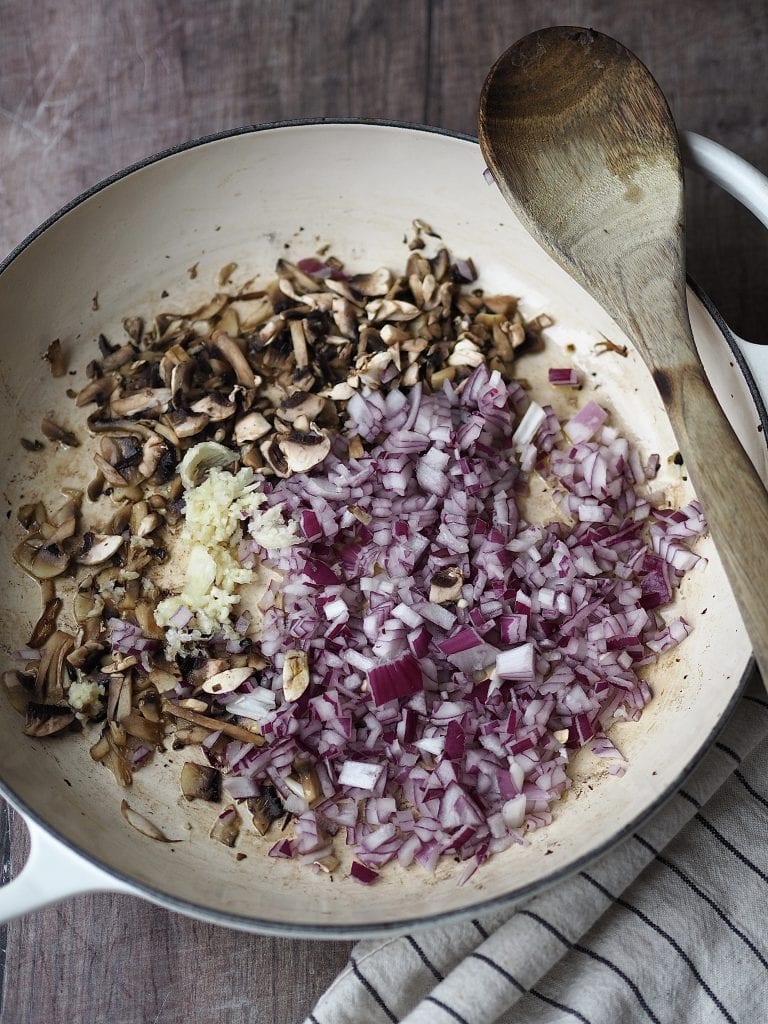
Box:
89, 729, 111, 762
277, 429, 331, 474
276, 391, 326, 424
210, 804, 240, 847
94, 434, 144, 487
76, 533, 124, 566
201, 665, 254, 695
210, 330, 257, 387
294, 759, 321, 805
29, 597, 62, 648
13, 538, 69, 580
190, 392, 237, 422
110, 388, 171, 418
107, 673, 132, 722
76, 376, 118, 407
137, 687, 163, 722
3, 670, 33, 715
233, 410, 271, 444
43, 338, 67, 377
162, 701, 265, 746
180, 762, 221, 802
66, 641, 106, 673
260, 434, 290, 477
178, 440, 238, 489
365, 298, 421, 323
282, 649, 310, 702
137, 434, 168, 479
247, 784, 284, 836
120, 800, 177, 842
429, 566, 464, 604
348, 267, 393, 297
41, 416, 79, 447
120, 711, 165, 745
166, 409, 210, 438
23, 702, 75, 737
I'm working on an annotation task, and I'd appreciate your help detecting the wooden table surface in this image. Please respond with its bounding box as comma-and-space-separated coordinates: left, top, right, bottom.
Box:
1, 2, 766, 1021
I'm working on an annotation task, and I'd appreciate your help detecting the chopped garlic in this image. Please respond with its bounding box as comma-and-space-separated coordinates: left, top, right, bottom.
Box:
155, 463, 298, 654
67, 676, 105, 718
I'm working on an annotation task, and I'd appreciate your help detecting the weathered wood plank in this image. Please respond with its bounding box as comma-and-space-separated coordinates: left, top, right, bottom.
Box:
1, 2, 767, 1022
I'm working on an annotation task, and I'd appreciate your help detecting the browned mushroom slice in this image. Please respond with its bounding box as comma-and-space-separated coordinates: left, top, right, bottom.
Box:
210, 330, 257, 387
348, 267, 393, 297
17, 502, 48, 531
137, 434, 169, 479
3, 670, 33, 715
120, 800, 178, 842
277, 429, 331, 474
23, 701, 75, 737
41, 416, 79, 447
75, 376, 118, 407
33, 630, 75, 704
210, 804, 240, 847
276, 391, 326, 425
166, 409, 209, 438
120, 711, 165, 745
29, 597, 62, 648
233, 410, 271, 445
275, 258, 322, 295
13, 538, 69, 580
190, 392, 237, 422
110, 388, 171, 418
107, 673, 132, 722
180, 762, 221, 802
67, 641, 106, 672
260, 434, 290, 477
429, 566, 464, 604
294, 760, 321, 805
136, 688, 162, 723
89, 729, 111, 762
44, 338, 67, 377
75, 533, 125, 566
162, 701, 265, 746
100, 343, 136, 372
94, 435, 144, 487
247, 784, 284, 836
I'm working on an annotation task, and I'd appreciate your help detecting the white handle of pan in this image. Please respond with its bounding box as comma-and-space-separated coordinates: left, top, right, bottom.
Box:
683, 131, 768, 396
0, 806, 134, 923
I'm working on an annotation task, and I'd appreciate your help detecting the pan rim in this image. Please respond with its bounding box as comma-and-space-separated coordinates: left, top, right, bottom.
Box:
0, 117, 761, 937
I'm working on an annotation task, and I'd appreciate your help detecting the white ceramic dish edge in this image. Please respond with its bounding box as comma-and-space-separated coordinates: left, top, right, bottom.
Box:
0, 122, 766, 934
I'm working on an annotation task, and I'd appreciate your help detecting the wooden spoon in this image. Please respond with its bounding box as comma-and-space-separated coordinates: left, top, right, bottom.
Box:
478, 26, 768, 680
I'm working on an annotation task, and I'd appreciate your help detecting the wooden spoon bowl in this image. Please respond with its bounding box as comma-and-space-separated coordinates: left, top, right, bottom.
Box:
479, 26, 768, 679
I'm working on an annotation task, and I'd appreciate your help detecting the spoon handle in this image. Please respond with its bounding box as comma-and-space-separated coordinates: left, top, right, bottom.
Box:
632, 304, 768, 679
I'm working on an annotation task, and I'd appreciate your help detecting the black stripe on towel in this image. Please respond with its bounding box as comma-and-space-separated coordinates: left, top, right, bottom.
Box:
350, 956, 399, 1022
424, 995, 468, 1023
735, 770, 768, 811
581, 873, 736, 1024
406, 935, 444, 981
715, 741, 742, 763
634, 834, 768, 970
518, 909, 661, 1023
531, 988, 594, 1024
470, 951, 525, 992
679, 796, 768, 885
472, 918, 490, 939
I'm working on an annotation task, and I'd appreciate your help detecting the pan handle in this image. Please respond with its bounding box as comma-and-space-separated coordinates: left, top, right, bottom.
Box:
683, 132, 768, 399
0, 807, 134, 923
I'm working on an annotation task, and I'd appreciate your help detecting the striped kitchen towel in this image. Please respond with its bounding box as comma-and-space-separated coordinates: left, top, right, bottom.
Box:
306, 671, 768, 1024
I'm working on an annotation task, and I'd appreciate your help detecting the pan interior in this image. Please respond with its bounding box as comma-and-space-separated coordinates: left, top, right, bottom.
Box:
0, 124, 750, 932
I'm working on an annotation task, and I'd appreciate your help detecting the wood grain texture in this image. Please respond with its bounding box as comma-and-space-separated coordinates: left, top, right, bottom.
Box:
478, 23, 768, 682
0, 2, 766, 1023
